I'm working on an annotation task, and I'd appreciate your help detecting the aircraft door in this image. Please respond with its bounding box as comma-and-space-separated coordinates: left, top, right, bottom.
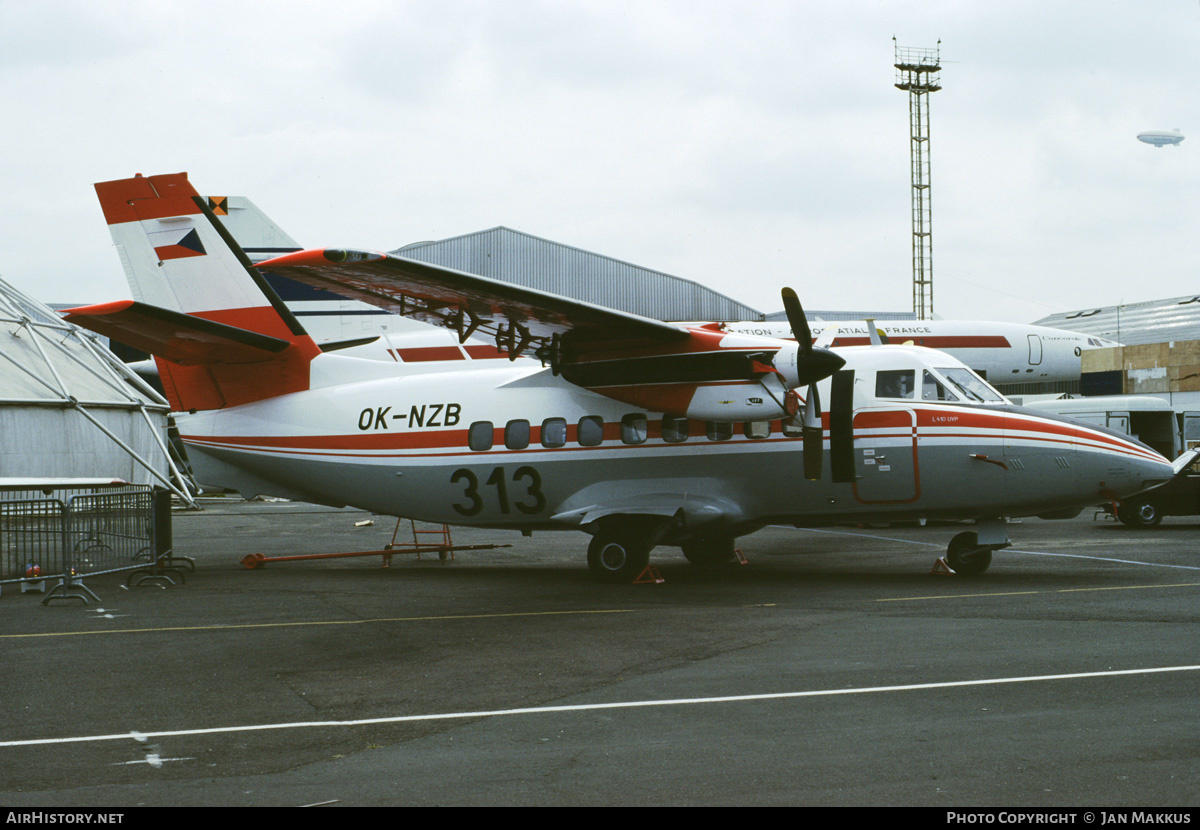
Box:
1183, 413, 1200, 451
852, 408, 919, 504
1027, 334, 1043, 366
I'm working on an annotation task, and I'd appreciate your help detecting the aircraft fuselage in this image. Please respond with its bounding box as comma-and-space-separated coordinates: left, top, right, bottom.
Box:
179, 346, 1170, 541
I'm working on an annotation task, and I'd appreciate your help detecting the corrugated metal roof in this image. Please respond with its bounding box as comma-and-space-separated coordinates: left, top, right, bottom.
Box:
1, 288, 162, 407
394, 227, 763, 322
1033, 294, 1200, 346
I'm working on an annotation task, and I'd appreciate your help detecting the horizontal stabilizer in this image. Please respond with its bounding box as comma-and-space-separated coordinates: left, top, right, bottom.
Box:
62, 300, 290, 365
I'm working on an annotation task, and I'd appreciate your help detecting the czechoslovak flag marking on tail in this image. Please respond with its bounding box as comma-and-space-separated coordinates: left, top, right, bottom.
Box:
150, 227, 207, 261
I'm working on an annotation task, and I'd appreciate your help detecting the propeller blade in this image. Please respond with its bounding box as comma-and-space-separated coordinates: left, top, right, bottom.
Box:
830, 369, 856, 484
802, 383, 823, 481
781, 287, 812, 355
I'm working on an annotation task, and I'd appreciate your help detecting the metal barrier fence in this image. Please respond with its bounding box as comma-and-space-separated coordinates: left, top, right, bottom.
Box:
0, 484, 177, 604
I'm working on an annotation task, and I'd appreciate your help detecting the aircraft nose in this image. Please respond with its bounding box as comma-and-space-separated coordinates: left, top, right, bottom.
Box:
1140, 456, 1174, 490
1109, 452, 1174, 501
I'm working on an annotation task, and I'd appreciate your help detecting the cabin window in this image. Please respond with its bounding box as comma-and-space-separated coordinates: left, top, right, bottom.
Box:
662, 416, 689, 443
781, 418, 803, 438
578, 416, 604, 447
621, 414, 648, 445
468, 421, 494, 451
706, 421, 733, 441
505, 419, 530, 450
541, 418, 567, 448
922, 370, 956, 401
744, 421, 771, 439
876, 369, 915, 399
937, 368, 1004, 403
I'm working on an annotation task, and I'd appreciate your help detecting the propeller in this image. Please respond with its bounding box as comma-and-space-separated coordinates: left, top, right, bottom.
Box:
781, 288, 844, 481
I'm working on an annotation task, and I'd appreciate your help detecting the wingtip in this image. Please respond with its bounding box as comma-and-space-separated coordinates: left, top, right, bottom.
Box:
61, 300, 136, 320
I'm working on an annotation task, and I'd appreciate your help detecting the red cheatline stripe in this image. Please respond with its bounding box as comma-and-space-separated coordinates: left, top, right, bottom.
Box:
179, 420, 1160, 463
824, 335, 1011, 348
914, 408, 1162, 462
394, 346, 465, 362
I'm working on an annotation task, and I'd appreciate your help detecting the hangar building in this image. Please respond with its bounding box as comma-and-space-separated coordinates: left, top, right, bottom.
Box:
1034, 295, 1200, 347
393, 226, 763, 323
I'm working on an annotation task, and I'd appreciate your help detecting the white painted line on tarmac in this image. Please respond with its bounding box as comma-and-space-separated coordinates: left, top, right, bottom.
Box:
3, 664, 1198, 750
110, 756, 193, 767
795, 527, 1200, 571
1005, 548, 1200, 571
795, 527, 944, 547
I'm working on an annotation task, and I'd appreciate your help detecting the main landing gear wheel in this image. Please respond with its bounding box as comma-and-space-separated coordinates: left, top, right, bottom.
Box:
1116, 500, 1162, 528
587, 533, 651, 583
681, 536, 736, 567
946, 532, 993, 577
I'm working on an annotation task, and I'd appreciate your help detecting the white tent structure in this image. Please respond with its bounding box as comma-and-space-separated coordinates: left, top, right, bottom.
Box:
0, 277, 192, 502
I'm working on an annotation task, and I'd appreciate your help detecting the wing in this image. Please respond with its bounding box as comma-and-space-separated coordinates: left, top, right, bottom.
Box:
256, 248, 844, 422
256, 248, 690, 362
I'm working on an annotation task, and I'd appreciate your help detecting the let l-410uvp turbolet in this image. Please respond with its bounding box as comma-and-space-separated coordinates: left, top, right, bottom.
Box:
65, 172, 1173, 581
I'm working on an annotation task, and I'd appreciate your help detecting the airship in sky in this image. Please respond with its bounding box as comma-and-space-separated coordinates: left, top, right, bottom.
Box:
1137, 129, 1185, 147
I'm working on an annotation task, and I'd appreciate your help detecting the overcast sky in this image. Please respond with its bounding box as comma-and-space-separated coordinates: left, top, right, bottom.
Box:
1, 0, 1196, 323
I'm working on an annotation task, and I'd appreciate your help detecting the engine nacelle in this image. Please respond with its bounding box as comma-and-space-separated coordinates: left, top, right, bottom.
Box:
682, 380, 793, 422
770, 340, 843, 390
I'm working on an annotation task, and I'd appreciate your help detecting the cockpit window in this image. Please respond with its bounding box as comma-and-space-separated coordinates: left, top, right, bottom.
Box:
937, 368, 1005, 403
876, 369, 915, 399
922, 370, 958, 401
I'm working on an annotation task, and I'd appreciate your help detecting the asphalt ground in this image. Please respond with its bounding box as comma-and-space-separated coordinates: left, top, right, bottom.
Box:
0, 500, 1197, 807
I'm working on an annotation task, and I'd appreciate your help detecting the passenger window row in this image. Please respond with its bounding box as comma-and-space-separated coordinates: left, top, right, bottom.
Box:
467, 416, 800, 451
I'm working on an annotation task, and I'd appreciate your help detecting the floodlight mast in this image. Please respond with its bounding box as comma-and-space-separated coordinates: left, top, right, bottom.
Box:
894, 38, 941, 321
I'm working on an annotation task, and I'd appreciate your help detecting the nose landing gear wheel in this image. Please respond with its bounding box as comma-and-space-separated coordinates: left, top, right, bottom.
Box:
587, 534, 651, 583
1117, 500, 1162, 528
946, 531, 993, 576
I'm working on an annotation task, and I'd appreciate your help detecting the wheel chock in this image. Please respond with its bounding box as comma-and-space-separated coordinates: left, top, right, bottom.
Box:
734, 547, 748, 565
633, 565, 665, 584
931, 557, 956, 576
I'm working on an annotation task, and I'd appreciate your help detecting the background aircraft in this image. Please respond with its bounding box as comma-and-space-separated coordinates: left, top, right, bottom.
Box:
722, 320, 1118, 387
66, 172, 1173, 582
1137, 129, 1185, 148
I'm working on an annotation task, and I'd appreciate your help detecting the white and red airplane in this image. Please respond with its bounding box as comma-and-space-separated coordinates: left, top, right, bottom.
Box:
64, 172, 1173, 581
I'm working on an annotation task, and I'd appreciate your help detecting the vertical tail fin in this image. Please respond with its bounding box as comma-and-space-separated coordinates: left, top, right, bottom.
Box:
93, 173, 320, 411
199, 195, 302, 264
